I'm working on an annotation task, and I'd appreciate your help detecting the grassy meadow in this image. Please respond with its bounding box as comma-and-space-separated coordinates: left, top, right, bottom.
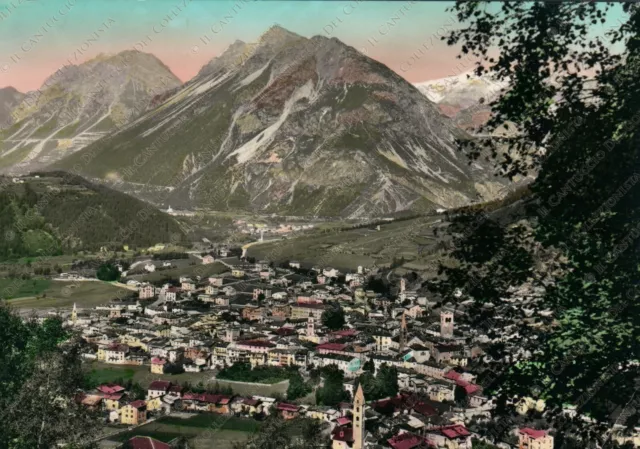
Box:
5, 280, 131, 308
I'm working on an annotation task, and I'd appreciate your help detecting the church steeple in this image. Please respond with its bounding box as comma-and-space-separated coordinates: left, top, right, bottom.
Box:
399, 312, 407, 352
71, 303, 78, 324
353, 383, 365, 449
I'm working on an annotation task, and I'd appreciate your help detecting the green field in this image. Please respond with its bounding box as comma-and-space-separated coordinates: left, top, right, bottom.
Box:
6, 280, 130, 308
216, 363, 295, 384
247, 215, 445, 272
0, 278, 51, 299
189, 429, 254, 449
84, 363, 289, 397
208, 379, 289, 397
160, 414, 260, 432
106, 426, 181, 444
84, 362, 216, 391
105, 415, 258, 448
86, 366, 139, 385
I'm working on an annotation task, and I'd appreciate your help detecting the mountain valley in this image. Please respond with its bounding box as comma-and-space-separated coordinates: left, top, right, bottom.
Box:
52, 26, 511, 218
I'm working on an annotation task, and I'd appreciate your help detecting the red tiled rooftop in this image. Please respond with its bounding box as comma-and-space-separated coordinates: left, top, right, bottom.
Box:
107, 344, 129, 352
317, 343, 347, 351
372, 393, 414, 412
294, 302, 325, 309
129, 400, 146, 409
128, 436, 171, 449
336, 417, 351, 426
237, 339, 276, 348
104, 393, 124, 400
413, 401, 438, 417
148, 380, 171, 391
97, 384, 125, 394
520, 427, 547, 439
203, 394, 223, 404
151, 357, 166, 364
182, 393, 231, 404
454, 378, 480, 395
182, 392, 201, 401
331, 426, 353, 442
388, 432, 427, 449
277, 402, 300, 412
439, 425, 470, 439
444, 370, 461, 380
462, 383, 480, 395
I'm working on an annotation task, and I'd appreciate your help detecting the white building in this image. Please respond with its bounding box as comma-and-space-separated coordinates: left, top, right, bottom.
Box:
139, 284, 155, 299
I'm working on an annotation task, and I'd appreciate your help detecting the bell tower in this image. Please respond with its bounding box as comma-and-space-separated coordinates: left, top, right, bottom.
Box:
399, 312, 407, 352
307, 313, 315, 338
440, 308, 454, 338
399, 278, 406, 302
353, 383, 365, 449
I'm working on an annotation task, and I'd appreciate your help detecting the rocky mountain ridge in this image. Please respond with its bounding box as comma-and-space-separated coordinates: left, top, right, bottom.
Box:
0, 51, 181, 174
53, 26, 510, 218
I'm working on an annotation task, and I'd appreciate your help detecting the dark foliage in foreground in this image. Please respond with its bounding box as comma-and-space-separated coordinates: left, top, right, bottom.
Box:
433, 1, 640, 445
0, 304, 98, 448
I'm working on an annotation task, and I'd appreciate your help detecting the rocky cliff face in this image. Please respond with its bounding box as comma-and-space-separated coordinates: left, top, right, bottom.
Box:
54, 26, 508, 218
0, 51, 181, 174
0, 87, 25, 130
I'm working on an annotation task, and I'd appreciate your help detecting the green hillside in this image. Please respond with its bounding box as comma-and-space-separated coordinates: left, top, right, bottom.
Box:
0, 172, 186, 260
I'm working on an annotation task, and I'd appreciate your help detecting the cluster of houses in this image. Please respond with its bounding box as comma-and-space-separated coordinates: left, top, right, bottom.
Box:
78, 378, 554, 449
62, 255, 564, 448
234, 219, 315, 237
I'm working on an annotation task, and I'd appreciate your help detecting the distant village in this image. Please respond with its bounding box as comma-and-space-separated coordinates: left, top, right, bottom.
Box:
161, 208, 317, 240
45, 246, 631, 449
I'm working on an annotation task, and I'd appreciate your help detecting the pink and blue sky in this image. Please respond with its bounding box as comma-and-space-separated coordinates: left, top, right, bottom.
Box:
0, 0, 624, 92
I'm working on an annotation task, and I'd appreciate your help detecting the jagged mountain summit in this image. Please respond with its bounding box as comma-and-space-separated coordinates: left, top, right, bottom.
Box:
0, 51, 181, 174
54, 25, 508, 218
415, 72, 509, 132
